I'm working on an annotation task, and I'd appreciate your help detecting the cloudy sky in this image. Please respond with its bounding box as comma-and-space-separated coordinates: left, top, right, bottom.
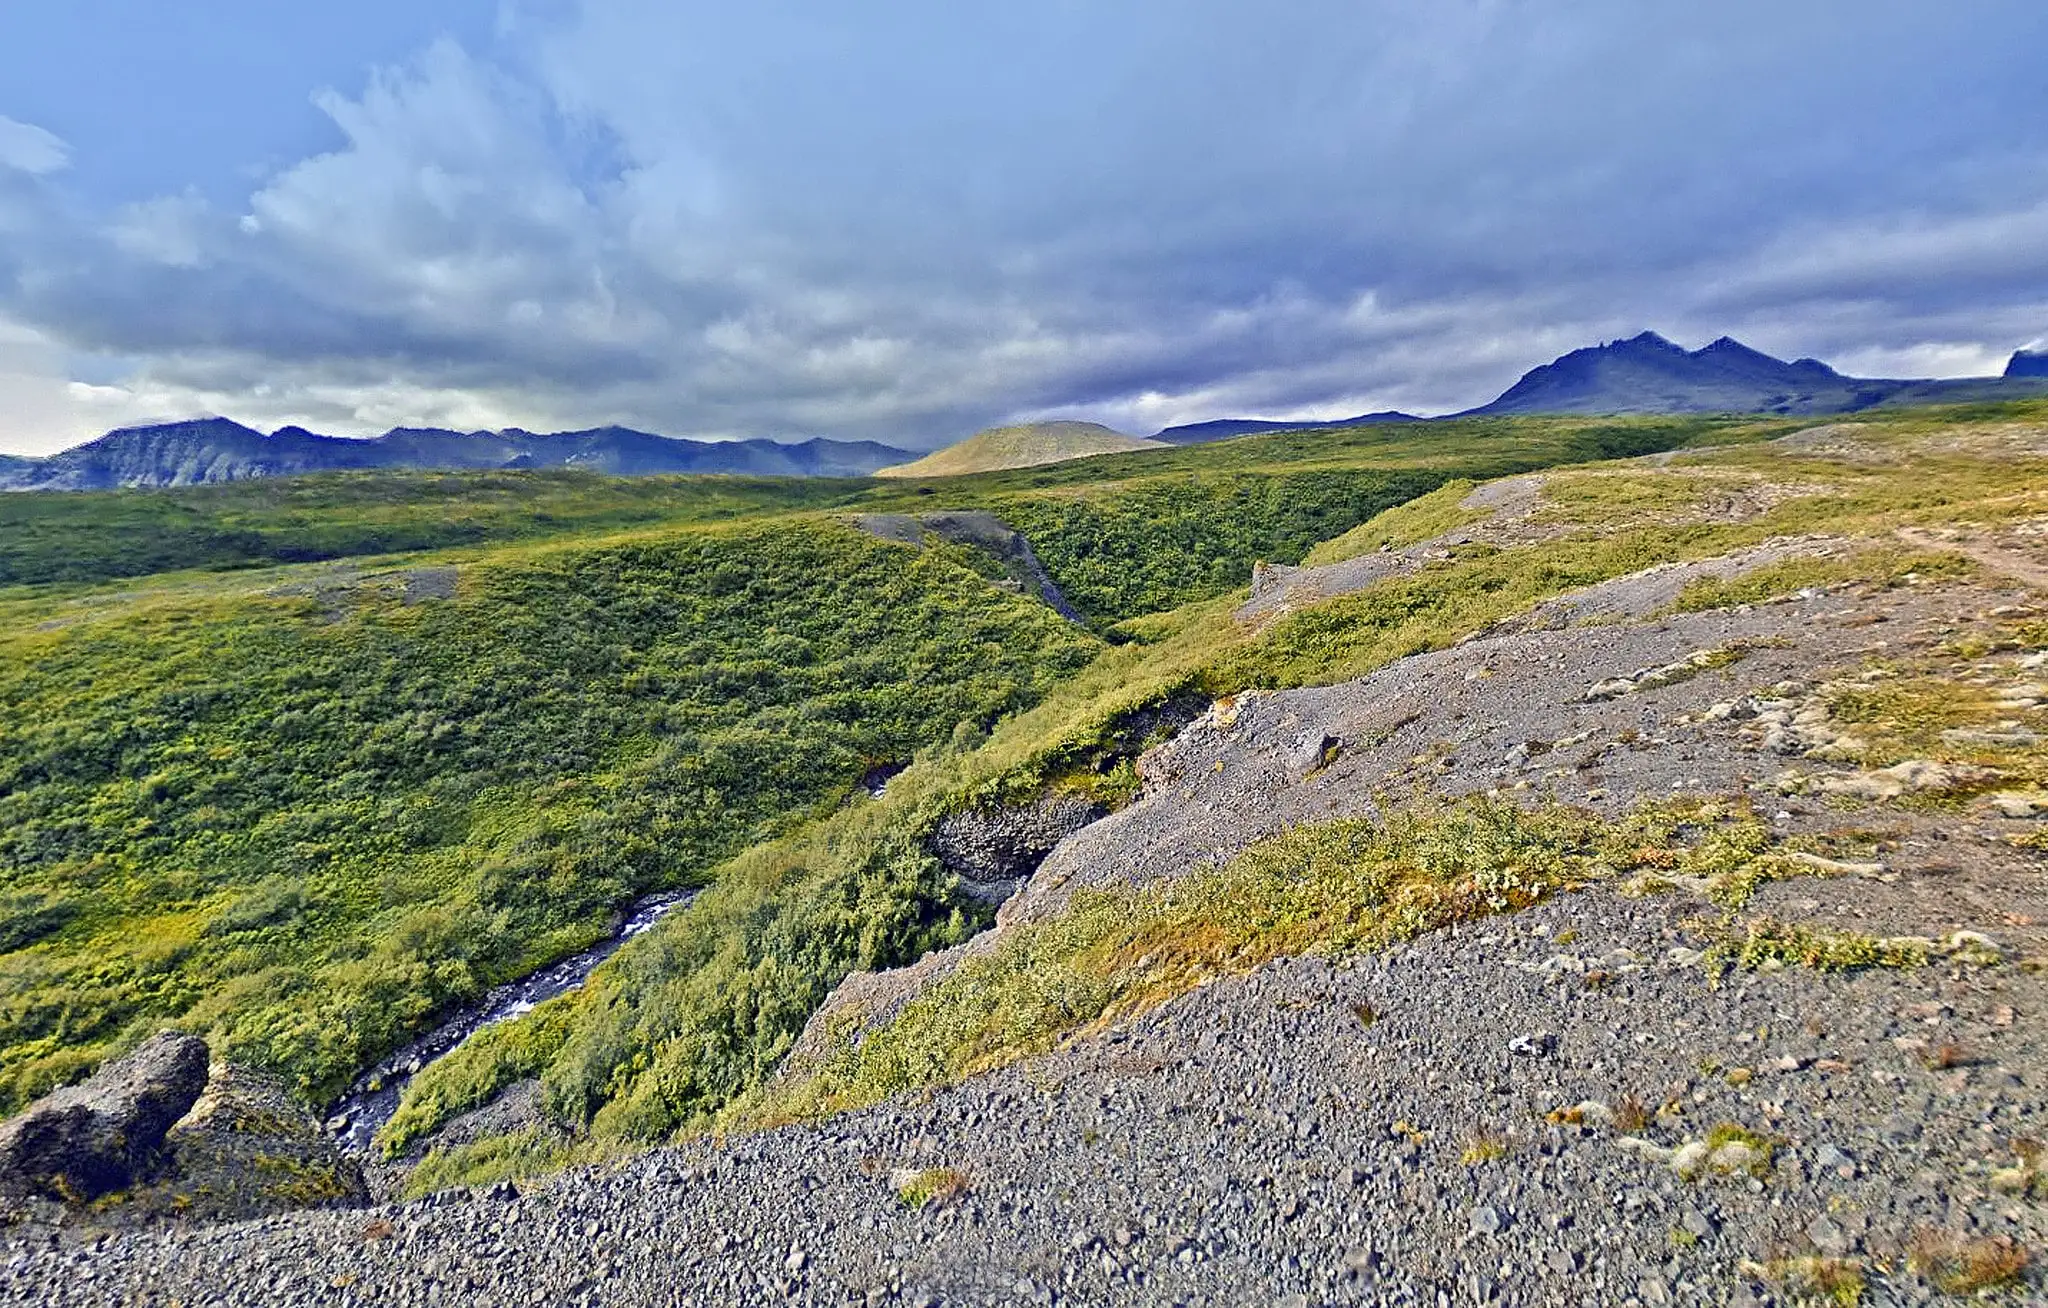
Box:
2, 1, 2046, 455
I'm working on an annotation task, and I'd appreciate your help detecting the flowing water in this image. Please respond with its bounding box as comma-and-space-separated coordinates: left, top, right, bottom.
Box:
324, 891, 693, 1155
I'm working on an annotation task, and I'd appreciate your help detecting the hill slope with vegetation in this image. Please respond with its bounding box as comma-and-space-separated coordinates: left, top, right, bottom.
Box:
0, 520, 1096, 1111
873, 421, 1166, 477
7, 402, 2048, 1303
0, 412, 1768, 1126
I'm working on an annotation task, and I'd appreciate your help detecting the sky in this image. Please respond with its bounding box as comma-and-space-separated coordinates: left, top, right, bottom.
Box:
2, 2, 2047, 455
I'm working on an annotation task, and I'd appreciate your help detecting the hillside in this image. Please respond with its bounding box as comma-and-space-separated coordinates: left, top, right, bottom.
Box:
874, 421, 1166, 477
0, 419, 911, 491
0, 412, 1759, 1112
0, 413, 1761, 617
1151, 412, 1418, 444
8, 403, 2048, 1305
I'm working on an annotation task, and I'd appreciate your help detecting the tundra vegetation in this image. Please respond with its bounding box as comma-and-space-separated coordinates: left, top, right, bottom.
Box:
3, 401, 2046, 1203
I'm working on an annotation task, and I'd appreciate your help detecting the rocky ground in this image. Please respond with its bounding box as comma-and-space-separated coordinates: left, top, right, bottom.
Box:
6, 890, 2039, 1307
6, 439, 2048, 1305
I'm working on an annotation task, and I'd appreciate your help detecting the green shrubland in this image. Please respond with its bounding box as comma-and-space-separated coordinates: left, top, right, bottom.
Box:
391, 404, 2048, 1170
13, 400, 2048, 1193
0, 411, 1788, 620
0, 519, 1093, 1109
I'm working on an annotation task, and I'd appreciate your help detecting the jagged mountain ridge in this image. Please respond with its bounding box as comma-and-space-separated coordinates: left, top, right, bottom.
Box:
1137, 333, 2048, 442
1471, 330, 2048, 416
0, 418, 914, 491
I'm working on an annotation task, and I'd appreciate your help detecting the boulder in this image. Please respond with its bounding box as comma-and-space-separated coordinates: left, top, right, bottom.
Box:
0, 1031, 209, 1201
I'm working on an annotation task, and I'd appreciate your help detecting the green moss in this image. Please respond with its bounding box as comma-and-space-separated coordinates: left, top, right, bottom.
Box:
1709, 918, 1932, 972
894, 1166, 971, 1209
1702, 1122, 1777, 1173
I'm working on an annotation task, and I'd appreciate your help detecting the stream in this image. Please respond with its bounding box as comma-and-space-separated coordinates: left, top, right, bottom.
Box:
323, 891, 693, 1155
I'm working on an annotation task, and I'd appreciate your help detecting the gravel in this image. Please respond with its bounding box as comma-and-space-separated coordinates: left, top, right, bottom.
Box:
7, 891, 2041, 1306
8, 535, 2046, 1306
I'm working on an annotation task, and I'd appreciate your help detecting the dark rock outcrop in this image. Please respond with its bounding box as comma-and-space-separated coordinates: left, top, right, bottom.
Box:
929, 796, 1106, 905
0, 1032, 209, 1200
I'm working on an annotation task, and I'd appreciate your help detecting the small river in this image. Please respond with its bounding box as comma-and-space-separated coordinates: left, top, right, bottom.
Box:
324, 891, 693, 1155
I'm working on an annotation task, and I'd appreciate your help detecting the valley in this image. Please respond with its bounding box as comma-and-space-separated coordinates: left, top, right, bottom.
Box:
3, 401, 2046, 1305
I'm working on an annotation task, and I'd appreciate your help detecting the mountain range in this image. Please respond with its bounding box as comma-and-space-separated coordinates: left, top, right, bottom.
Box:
8, 334, 2048, 491
0, 419, 913, 492
1463, 332, 2048, 417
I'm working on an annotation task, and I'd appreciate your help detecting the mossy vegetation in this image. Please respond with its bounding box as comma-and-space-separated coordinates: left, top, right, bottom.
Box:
12, 400, 2048, 1192
1706, 918, 1933, 972
1813, 612, 2048, 794
0, 519, 1094, 1110
1745, 1254, 1868, 1307
393, 403, 2048, 1172
1907, 1230, 2032, 1297
400, 1128, 596, 1200
734, 798, 1783, 1128
892, 1166, 971, 1209
1670, 545, 1970, 614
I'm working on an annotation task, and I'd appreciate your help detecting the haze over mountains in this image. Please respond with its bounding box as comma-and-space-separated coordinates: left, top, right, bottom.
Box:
0, 419, 913, 492
6, 333, 2048, 491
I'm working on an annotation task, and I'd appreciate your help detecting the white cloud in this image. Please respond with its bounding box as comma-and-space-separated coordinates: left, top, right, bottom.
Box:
108, 192, 213, 268
0, 318, 113, 455
0, 116, 68, 176
2, 1, 2048, 455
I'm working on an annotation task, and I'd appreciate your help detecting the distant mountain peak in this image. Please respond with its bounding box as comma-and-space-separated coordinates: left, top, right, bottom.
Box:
1618, 330, 1685, 352
1475, 330, 2044, 417
2009, 347, 2048, 379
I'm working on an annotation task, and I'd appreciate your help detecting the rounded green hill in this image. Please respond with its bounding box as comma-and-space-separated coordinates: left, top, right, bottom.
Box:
874, 421, 1166, 478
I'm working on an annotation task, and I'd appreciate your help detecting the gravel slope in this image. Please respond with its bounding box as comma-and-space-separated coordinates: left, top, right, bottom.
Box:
8, 889, 2040, 1306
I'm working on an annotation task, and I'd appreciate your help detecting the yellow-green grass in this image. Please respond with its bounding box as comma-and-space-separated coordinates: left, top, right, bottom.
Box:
731, 797, 1787, 1129
1300, 479, 1489, 564
393, 407, 2048, 1160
